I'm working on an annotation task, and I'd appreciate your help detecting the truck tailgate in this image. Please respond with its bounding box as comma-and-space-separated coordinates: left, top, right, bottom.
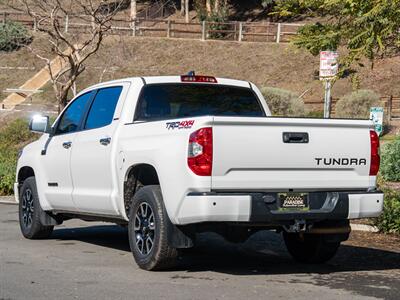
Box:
211, 117, 374, 191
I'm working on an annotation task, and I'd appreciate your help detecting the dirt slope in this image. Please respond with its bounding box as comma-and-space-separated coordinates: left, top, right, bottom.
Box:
1, 34, 400, 108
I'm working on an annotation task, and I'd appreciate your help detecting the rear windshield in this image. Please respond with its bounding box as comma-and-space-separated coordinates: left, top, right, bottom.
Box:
134, 84, 265, 121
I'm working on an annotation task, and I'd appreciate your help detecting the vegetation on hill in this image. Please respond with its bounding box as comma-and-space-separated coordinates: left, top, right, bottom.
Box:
335, 90, 380, 119
271, 0, 400, 67
381, 135, 400, 182
0, 119, 37, 195
374, 187, 400, 234
260, 86, 306, 116
0, 21, 31, 52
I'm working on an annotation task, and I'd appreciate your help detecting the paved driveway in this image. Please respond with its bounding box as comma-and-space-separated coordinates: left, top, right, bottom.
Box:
1, 203, 399, 300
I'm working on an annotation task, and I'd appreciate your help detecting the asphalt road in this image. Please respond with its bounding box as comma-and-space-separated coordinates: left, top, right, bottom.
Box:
1, 203, 399, 300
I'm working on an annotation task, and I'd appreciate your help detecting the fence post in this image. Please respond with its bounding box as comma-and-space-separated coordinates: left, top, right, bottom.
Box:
30, 16, 36, 31
202, 20, 206, 41
64, 15, 69, 33
238, 22, 243, 42
132, 19, 136, 37
167, 20, 171, 38
388, 95, 393, 121
2, 12, 6, 24
276, 23, 281, 43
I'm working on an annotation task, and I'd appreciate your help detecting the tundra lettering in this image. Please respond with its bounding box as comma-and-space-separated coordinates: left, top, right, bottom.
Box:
315, 158, 367, 166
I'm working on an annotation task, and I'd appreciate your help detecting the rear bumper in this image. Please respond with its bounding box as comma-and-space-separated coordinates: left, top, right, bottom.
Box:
175, 191, 384, 225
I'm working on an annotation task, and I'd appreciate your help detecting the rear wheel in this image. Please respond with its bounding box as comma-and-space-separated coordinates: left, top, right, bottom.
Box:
283, 232, 340, 264
128, 185, 178, 271
19, 177, 54, 239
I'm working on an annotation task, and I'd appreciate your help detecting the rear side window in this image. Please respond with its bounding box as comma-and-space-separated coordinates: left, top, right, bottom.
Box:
84, 86, 122, 130
135, 84, 264, 121
55, 91, 93, 135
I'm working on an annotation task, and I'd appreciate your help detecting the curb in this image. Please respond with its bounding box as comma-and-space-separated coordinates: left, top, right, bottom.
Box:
350, 223, 379, 233
0, 196, 17, 205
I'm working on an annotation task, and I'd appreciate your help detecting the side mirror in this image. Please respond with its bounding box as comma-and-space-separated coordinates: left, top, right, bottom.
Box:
29, 115, 50, 134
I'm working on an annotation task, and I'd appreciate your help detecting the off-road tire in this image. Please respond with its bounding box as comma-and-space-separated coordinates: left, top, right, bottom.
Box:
19, 177, 54, 239
128, 185, 178, 271
283, 232, 340, 264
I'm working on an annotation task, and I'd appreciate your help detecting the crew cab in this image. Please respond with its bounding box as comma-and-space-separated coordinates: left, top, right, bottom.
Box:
15, 75, 384, 270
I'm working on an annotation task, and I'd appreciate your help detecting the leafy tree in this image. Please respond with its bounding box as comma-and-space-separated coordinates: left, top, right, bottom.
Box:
272, 0, 400, 66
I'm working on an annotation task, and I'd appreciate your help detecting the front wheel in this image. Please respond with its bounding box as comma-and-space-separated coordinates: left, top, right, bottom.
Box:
19, 177, 54, 239
283, 232, 340, 264
128, 185, 178, 271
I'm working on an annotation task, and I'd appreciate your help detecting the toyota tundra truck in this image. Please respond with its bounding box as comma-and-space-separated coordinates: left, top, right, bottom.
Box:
15, 75, 384, 270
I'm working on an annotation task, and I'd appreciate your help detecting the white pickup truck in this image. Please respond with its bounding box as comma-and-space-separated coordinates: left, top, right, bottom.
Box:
16, 75, 383, 270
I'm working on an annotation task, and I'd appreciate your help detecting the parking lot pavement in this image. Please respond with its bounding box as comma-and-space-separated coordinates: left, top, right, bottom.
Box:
1, 203, 399, 300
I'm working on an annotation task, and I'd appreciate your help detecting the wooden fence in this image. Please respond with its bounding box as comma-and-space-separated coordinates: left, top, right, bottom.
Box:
304, 96, 400, 120
0, 10, 302, 43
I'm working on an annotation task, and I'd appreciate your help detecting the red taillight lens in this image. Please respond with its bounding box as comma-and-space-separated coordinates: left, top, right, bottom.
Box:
181, 75, 217, 83
369, 130, 380, 176
188, 127, 213, 176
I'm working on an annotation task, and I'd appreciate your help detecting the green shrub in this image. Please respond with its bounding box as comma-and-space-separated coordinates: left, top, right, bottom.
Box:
0, 21, 32, 52
0, 119, 37, 195
335, 89, 381, 119
374, 188, 400, 234
305, 110, 324, 118
380, 135, 400, 182
260, 87, 306, 117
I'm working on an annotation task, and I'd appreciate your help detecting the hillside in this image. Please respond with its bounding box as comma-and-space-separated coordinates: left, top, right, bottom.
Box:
1, 34, 400, 111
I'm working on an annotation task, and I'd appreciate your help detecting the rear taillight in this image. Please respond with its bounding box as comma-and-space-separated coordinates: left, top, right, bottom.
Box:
369, 130, 380, 176
188, 127, 213, 176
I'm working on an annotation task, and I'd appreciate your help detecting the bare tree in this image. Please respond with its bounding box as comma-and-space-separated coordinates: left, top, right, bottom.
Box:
206, 0, 211, 15
180, 0, 184, 16
185, 0, 189, 23
8, 0, 124, 112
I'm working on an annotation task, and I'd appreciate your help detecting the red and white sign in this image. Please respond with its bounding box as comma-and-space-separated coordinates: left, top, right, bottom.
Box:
320, 51, 339, 80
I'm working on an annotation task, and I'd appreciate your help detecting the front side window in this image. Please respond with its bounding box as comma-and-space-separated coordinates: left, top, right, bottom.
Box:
135, 84, 265, 121
84, 86, 122, 130
55, 92, 93, 135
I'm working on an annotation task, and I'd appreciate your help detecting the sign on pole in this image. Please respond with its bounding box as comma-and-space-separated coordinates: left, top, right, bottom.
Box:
320, 51, 339, 118
320, 51, 339, 80
370, 107, 384, 136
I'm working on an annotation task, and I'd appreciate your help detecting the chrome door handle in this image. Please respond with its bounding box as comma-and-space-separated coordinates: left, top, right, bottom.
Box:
99, 137, 111, 146
62, 141, 72, 149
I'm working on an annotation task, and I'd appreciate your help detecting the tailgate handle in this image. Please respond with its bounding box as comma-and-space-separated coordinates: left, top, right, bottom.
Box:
283, 132, 309, 143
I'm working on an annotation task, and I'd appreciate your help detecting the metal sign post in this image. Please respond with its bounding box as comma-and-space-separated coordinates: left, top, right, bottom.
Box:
323, 80, 332, 118
320, 51, 339, 118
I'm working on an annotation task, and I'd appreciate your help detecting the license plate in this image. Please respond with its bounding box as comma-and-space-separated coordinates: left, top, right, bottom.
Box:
278, 193, 309, 211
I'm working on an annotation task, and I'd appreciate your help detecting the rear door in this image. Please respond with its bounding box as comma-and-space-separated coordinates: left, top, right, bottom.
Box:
70, 84, 127, 215
211, 117, 373, 191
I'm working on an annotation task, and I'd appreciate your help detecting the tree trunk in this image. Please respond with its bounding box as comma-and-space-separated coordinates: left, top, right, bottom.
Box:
185, 0, 189, 23
214, 0, 219, 13
206, 0, 211, 16
130, 0, 137, 21
181, 0, 185, 16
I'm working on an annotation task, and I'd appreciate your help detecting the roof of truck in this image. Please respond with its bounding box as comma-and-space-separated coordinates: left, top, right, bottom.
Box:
81, 75, 252, 93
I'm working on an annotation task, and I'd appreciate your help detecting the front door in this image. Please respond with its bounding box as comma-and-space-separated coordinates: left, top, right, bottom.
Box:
71, 86, 123, 215
42, 91, 94, 210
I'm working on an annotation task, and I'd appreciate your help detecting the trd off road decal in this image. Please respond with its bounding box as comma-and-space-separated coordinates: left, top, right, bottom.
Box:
166, 120, 195, 130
